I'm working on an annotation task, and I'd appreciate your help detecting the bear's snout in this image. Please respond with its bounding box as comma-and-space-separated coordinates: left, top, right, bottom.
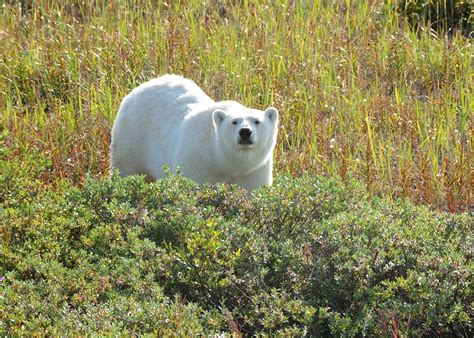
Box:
239, 128, 252, 140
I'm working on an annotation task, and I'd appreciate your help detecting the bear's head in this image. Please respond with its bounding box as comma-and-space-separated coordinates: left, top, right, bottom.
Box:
212, 105, 278, 164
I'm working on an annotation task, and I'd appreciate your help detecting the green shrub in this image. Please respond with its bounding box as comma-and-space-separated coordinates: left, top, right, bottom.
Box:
1, 166, 473, 336
397, 0, 472, 35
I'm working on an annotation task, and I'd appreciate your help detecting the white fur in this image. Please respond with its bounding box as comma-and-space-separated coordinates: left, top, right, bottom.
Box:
110, 74, 279, 190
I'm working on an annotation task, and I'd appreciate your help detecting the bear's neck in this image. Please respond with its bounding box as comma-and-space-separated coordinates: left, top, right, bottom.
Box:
212, 137, 269, 179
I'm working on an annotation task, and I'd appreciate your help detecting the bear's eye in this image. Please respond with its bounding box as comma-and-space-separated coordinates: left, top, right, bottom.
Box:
255, 120, 260, 125
232, 121, 238, 125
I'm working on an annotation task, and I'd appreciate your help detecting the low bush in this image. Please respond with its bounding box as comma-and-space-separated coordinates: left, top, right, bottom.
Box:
1, 161, 473, 335
397, 0, 472, 35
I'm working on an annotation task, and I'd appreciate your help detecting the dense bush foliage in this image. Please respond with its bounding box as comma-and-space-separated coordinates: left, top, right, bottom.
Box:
2, 152, 472, 336
397, 0, 472, 35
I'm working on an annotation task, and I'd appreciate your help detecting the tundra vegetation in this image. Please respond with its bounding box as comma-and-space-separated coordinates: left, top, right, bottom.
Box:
1, 0, 472, 336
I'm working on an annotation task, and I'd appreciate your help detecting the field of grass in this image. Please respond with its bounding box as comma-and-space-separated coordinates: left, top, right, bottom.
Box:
0, 0, 471, 211
1, 1, 473, 335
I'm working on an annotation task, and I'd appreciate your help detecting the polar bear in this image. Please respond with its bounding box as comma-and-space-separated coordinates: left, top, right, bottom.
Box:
110, 74, 279, 190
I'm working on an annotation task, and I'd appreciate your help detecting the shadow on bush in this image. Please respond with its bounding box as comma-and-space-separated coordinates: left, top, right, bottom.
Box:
397, 0, 472, 36
2, 170, 473, 336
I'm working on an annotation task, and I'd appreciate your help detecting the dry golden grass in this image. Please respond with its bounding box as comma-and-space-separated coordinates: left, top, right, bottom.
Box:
1, 1, 472, 211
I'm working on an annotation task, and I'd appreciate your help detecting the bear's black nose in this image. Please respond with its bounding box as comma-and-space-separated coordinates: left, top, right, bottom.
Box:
239, 128, 252, 140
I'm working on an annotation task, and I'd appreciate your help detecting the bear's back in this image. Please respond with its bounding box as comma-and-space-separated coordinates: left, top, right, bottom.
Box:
123, 75, 213, 117
111, 75, 215, 180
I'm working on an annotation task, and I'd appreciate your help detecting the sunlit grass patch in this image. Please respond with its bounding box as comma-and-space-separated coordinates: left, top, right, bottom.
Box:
0, 0, 471, 210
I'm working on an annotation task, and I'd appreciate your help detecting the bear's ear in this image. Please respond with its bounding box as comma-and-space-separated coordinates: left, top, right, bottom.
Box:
212, 109, 227, 127
264, 107, 279, 123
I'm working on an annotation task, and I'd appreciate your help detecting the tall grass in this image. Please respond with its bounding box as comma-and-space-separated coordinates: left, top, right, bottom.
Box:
0, 0, 472, 211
